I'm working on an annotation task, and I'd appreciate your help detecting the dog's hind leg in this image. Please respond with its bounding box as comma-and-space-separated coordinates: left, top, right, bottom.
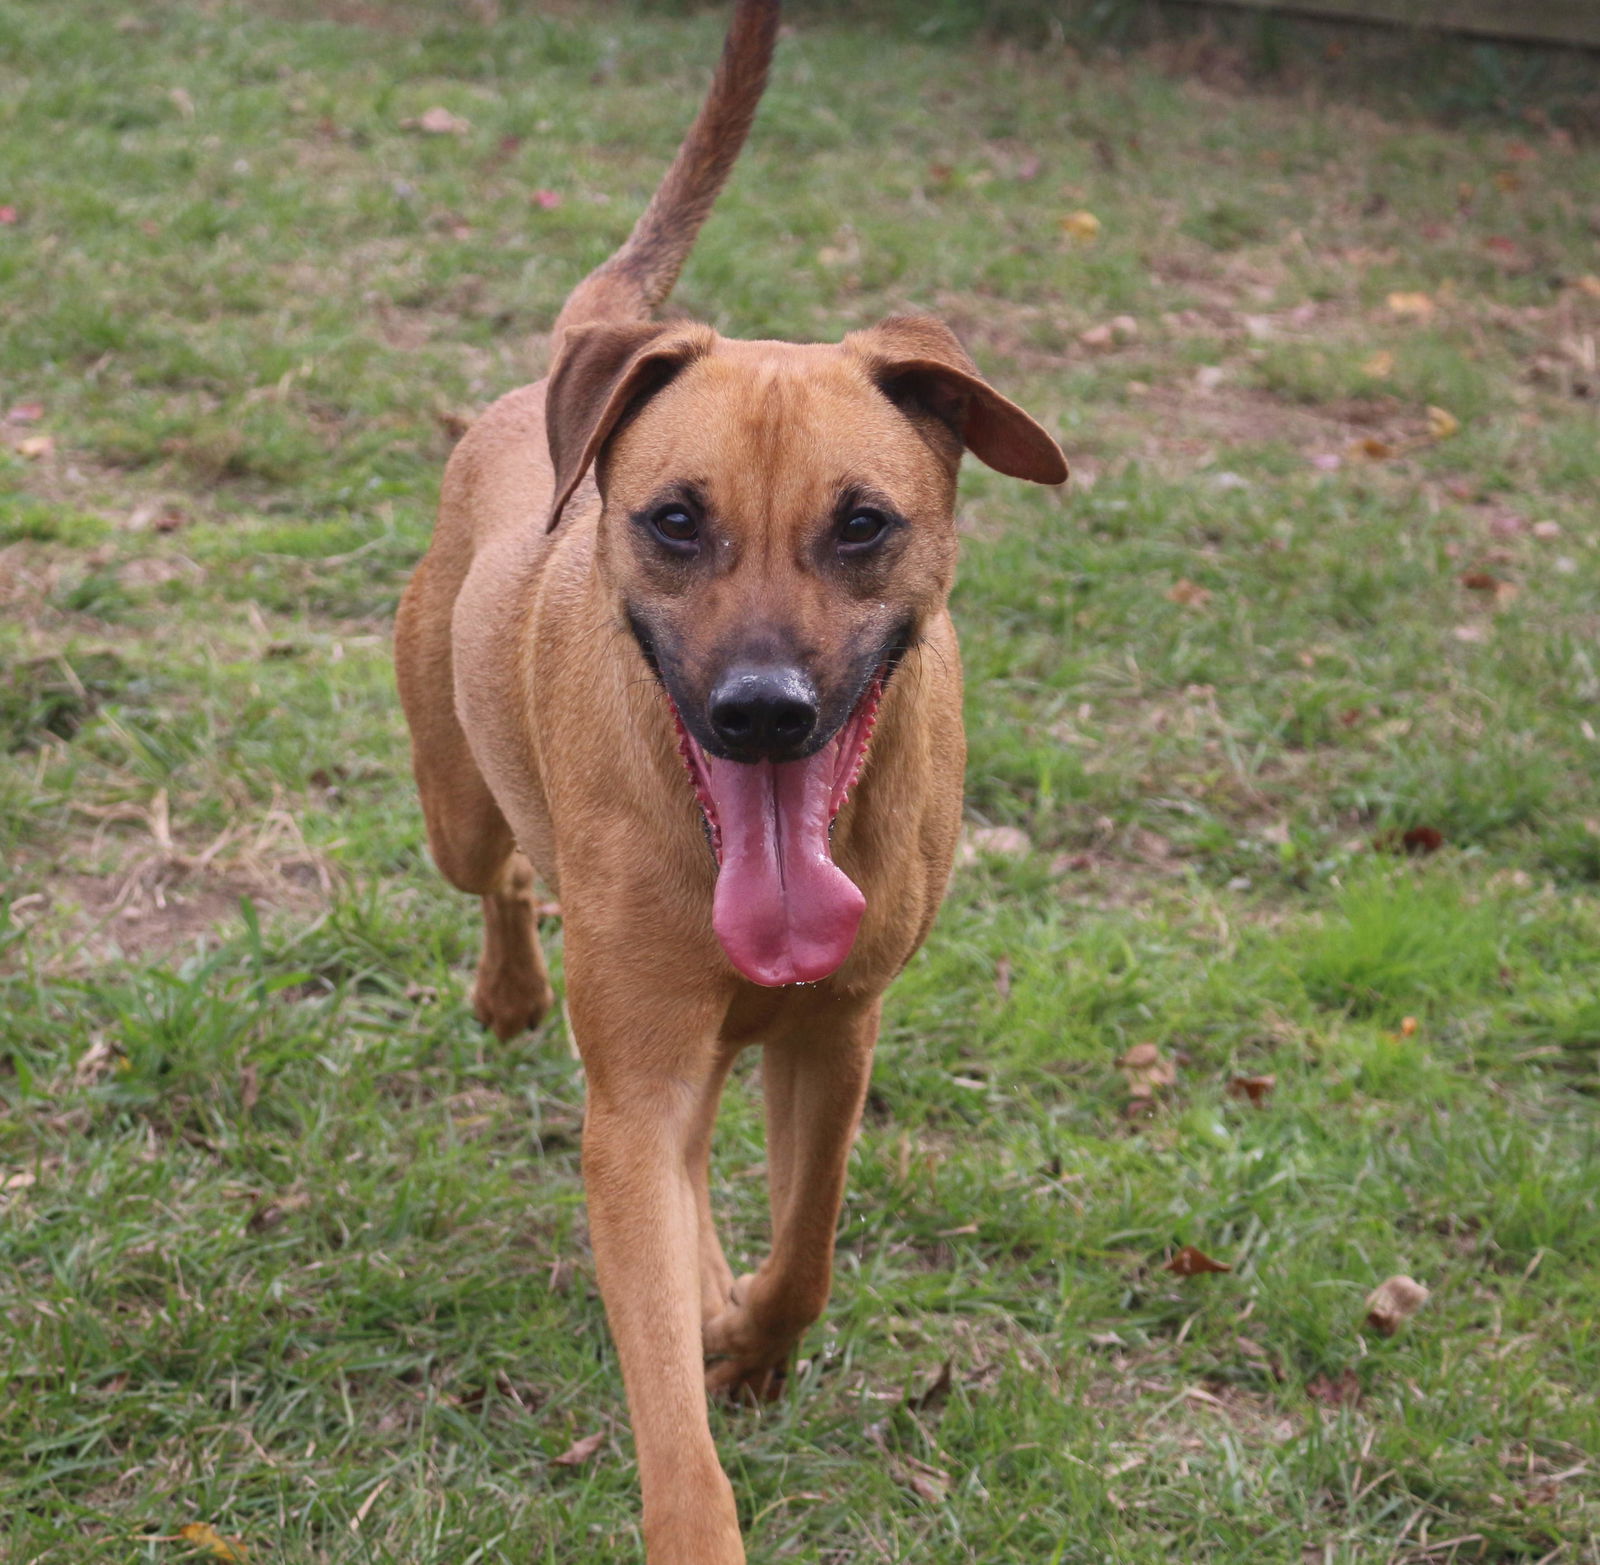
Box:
395, 559, 555, 1040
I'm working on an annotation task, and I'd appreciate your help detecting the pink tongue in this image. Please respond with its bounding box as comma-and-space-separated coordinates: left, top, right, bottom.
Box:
704, 747, 865, 987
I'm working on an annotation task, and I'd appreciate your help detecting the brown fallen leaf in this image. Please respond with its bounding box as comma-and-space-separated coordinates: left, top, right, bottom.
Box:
1426, 405, 1460, 440
17, 433, 54, 459
1350, 436, 1396, 461
1164, 1245, 1231, 1277
175, 1523, 248, 1563
1360, 350, 1394, 378
4, 400, 43, 424
1060, 209, 1101, 243
1306, 1367, 1362, 1408
1575, 274, 1600, 300
1399, 1015, 1419, 1037
1118, 1042, 1176, 1100
864, 1419, 953, 1502
551, 1429, 606, 1467
1165, 577, 1211, 608
907, 1358, 953, 1412
1227, 1074, 1276, 1106
1452, 623, 1490, 644
1364, 1274, 1429, 1336
1401, 825, 1444, 856
247, 1188, 310, 1233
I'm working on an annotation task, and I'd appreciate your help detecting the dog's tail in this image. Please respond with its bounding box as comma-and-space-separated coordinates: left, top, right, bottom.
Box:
552, 0, 780, 336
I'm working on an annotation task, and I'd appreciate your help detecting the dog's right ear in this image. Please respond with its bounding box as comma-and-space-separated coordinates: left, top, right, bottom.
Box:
545, 321, 711, 532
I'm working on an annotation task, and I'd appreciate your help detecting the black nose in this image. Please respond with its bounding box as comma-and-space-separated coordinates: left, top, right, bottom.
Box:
707, 665, 819, 759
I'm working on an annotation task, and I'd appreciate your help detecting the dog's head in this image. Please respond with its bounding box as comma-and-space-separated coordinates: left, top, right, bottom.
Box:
544, 315, 1066, 986
546, 315, 1065, 765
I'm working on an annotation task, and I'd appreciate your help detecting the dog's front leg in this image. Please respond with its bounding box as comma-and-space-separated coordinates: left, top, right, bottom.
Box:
574, 978, 744, 1565
703, 997, 879, 1401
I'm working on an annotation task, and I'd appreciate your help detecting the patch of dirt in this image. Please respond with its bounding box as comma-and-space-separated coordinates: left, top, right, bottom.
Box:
21, 866, 315, 962
8, 822, 332, 963
1102, 381, 1411, 468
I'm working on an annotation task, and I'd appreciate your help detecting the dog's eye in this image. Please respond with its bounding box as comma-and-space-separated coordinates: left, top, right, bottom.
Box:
838, 510, 890, 552
650, 506, 699, 547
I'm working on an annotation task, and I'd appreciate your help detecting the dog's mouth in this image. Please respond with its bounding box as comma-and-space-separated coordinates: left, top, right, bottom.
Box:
664, 671, 886, 988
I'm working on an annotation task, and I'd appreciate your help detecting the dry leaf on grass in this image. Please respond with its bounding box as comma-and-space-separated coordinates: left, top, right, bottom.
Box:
1427, 405, 1461, 440
1307, 1367, 1362, 1408
1227, 1074, 1276, 1106
1060, 209, 1101, 243
1459, 571, 1519, 609
247, 1188, 310, 1233
1349, 436, 1396, 461
907, 1359, 953, 1412
1364, 1274, 1429, 1336
1164, 1245, 1231, 1277
866, 1420, 952, 1502
174, 1523, 248, 1562
1360, 350, 1394, 378
1165, 578, 1211, 608
17, 433, 54, 459
4, 400, 43, 424
1117, 1043, 1176, 1100
551, 1429, 606, 1467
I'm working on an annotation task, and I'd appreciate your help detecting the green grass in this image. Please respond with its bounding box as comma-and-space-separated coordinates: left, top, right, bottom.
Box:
3, 2, 1600, 1561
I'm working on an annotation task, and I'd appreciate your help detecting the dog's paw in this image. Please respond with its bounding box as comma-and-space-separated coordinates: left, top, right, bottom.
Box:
704, 1352, 788, 1406
702, 1274, 798, 1406
471, 975, 555, 1040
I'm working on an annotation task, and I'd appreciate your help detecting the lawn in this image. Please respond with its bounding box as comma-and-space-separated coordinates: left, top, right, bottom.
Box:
2, 2, 1599, 1561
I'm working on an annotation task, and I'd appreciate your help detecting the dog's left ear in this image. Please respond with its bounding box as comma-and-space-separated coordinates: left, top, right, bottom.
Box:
847, 315, 1068, 486
545, 320, 713, 531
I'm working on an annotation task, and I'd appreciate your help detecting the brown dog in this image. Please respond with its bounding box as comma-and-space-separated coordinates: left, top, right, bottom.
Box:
394, 3, 1066, 1558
